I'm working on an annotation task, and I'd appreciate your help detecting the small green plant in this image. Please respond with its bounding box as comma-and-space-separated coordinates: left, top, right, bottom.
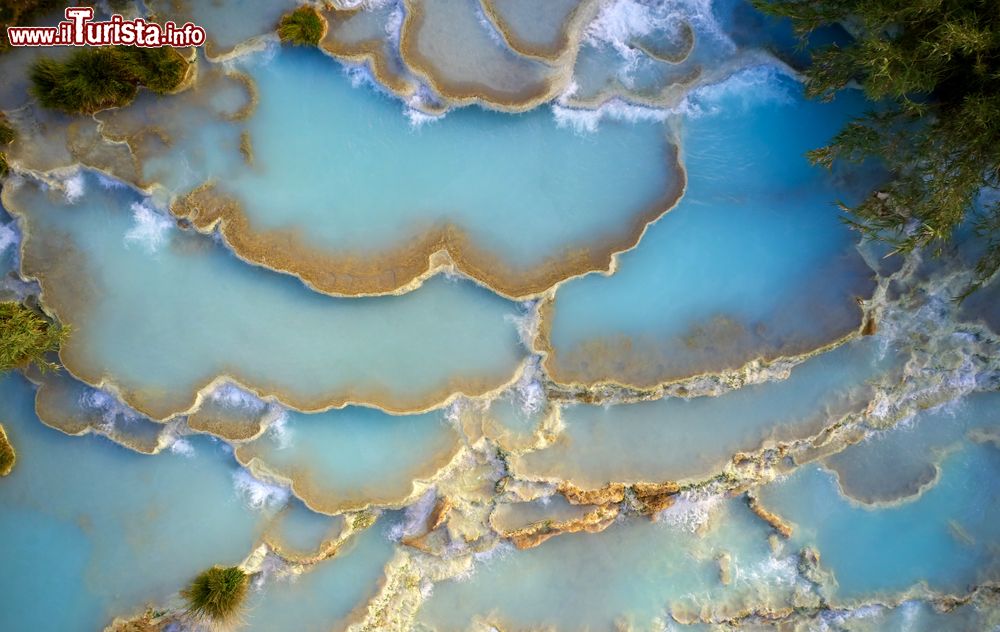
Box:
0, 116, 14, 146
351, 509, 377, 531
0, 301, 68, 373
277, 7, 325, 46
182, 566, 249, 624
0, 423, 15, 477
30, 46, 187, 114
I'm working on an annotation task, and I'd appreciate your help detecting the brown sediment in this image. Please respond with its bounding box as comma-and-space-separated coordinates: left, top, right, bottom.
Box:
821, 441, 959, 509
186, 401, 268, 442
746, 491, 793, 538
27, 368, 167, 455
478, 0, 602, 63
238, 130, 253, 166
170, 143, 685, 300
558, 481, 626, 505
632, 481, 681, 513
398, 0, 575, 113
717, 552, 732, 586
4, 177, 531, 421
535, 246, 876, 392
861, 313, 877, 335
633, 22, 696, 64
505, 503, 619, 550
0, 423, 15, 476
319, 6, 420, 100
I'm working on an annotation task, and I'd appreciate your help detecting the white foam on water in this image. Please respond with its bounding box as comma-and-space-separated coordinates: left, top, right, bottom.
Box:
504, 300, 540, 349
384, 2, 405, 42
168, 438, 195, 457
585, 0, 731, 60
655, 490, 721, 532
405, 107, 443, 128
266, 409, 293, 449
389, 489, 436, 540
209, 382, 268, 413
512, 357, 545, 417
555, 56, 794, 131
552, 98, 669, 133
233, 468, 290, 510
61, 171, 86, 204
0, 220, 19, 257
123, 201, 173, 254
96, 173, 126, 189
78, 388, 141, 432
734, 554, 798, 587
474, 1, 507, 48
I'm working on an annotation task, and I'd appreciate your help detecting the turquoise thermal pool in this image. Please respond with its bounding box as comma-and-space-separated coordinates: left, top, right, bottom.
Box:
0, 0, 998, 631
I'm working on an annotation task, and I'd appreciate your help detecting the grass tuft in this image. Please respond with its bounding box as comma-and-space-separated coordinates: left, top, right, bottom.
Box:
277, 7, 325, 46
30, 46, 187, 114
0, 423, 14, 477
0, 301, 68, 373
182, 566, 249, 624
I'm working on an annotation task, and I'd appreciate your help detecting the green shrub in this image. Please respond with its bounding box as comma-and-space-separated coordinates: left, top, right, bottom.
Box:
30, 47, 187, 114
182, 566, 249, 624
0, 302, 68, 373
278, 7, 325, 46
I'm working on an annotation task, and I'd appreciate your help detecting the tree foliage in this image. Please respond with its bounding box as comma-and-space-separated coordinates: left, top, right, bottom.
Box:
30, 46, 187, 114
754, 0, 1000, 295
0, 301, 68, 373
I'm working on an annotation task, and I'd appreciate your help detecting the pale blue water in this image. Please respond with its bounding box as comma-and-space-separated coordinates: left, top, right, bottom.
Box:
6, 171, 524, 418
0, 0, 996, 629
243, 522, 397, 632
235, 406, 460, 514
544, 70, 878, 387
515, 337, 897, 487
0, 374, 269, 631
229, 46, 678, 276
759, 394, 1000, 601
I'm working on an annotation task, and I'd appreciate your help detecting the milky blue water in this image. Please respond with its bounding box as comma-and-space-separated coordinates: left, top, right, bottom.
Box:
759, 394, 1000, 601
5, 171, 524, 418
0, 374, 270, 631
544, 70, 878, 388
0, 0, 997, 629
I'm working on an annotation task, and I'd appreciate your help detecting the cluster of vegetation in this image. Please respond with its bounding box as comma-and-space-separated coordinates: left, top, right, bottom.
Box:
277, 6, 325, 46
0, 301, 68, 373
350, 509, 377, 531
182, 566, 249, 624
755, 0, 1000, 296
0, 114, 13, 177
30, 46, 188, 114
0, 423, 14, 477
0, 0, 61, 51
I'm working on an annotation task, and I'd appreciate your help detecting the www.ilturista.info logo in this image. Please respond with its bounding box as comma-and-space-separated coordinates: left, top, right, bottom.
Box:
6, 7, 206, 47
